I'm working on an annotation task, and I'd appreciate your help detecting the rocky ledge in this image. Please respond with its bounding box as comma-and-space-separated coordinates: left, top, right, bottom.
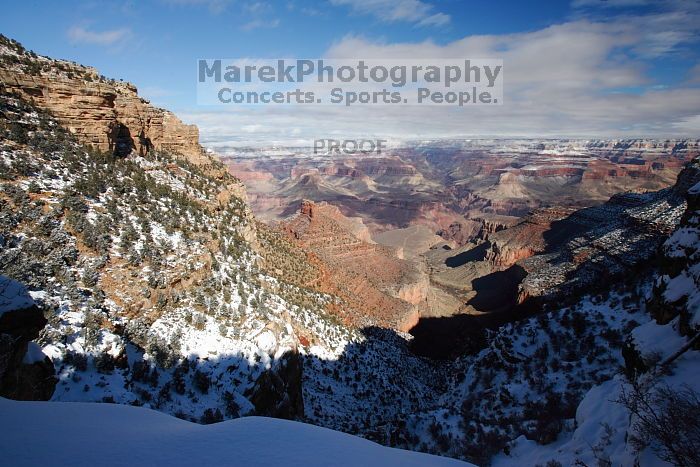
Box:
517, 157, 700, 304
0, 35, 204, 164
280, 200, 425, 331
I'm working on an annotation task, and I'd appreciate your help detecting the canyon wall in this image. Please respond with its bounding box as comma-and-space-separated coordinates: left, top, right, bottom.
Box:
0, 41, 204, 164
280, 200, 426, 331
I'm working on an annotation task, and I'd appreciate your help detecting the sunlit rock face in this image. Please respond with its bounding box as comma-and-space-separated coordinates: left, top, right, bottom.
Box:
0, 41, 203, 164
219, 139, 699, 250
280, 200, 425, 332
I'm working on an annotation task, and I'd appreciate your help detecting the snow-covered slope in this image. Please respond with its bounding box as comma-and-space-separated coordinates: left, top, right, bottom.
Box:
302, 158, 700, 465
0, 275, 34, 315
491, 159, 700, 466
0, 85, 354, 421
493, 352, 700, 466
0, 397, 471, 467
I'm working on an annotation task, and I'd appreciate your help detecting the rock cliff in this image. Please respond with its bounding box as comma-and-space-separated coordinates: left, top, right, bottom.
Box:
646, 157, 700, 334
516, 159, 700, 304
0, 41, 352, 424
0, 35, 204, 164
280, 200, 425, 331
483, 207, 577, 268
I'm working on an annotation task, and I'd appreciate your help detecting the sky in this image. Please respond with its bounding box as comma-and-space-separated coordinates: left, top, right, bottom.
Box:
1, 0, 699, 145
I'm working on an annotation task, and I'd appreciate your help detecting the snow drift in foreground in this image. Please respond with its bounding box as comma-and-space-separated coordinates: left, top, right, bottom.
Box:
0, 398, 471, 467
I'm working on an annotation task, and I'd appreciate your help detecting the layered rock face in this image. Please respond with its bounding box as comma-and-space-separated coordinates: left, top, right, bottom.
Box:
0, 44, 353, 425
222, 151, 466, 235
280, 200, 426, 331
0, 37, 204, 164
436, 215, 521, 250
220, 138, 697, 253
428, 157, 700, 322
482, 207, 577, 268
516, 159, 700, 304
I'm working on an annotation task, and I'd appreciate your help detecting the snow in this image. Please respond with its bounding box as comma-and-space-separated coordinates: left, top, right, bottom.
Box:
632, 317, 686, 360
492, 378, 636, 466
0, 398, 472, 467
22, 342, 47, 364
664, 228, 699, 258
689, 181, 700, 195
494, 323, 700, 467
255, 329, 277, 353
0, 275, 35, 316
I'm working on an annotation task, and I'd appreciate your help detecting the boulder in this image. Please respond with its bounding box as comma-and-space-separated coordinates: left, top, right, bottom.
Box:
0, 276, 56, 400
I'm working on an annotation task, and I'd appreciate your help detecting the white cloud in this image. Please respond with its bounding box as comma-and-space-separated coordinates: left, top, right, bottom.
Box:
240, 18, 280, 31
671, 114, 700, 132
160, 0, 231, 14
185, 5, 700, 142
329, 0, 450, 26
67, 26, 132, 46
243, 1, 273, 14
241, 124, 264, 133
417, 13, 450, 27
572, 1, 700, 58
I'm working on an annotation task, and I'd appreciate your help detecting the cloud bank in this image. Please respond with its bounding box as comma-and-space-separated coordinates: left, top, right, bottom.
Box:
185, 3, 700, 145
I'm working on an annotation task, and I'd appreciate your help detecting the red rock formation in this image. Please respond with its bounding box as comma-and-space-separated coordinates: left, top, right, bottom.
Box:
279, 201, 426, 331
299, 199, 315, 218
0, 50, 204, 164
484, 207, 576, 268
438, 215, 520, 246
229, 139, 699, 238
226, 161, 275, 182
437, 220, 483, 246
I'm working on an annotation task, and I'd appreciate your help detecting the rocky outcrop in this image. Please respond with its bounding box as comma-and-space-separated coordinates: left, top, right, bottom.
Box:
516, 158, 700, 304
483, 207, 576, 268
0, 276, 56, 401
280, 200, 424, 331
436, 219, 483, 246
647, 157, 700, 334
296, 199, 374, 243
0, 37, 204, 164
475, 215, 519, 238
432, 157, 700, 312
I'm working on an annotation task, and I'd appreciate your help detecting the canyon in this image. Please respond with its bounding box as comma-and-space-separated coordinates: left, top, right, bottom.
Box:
280, 200, 424, 331
2, 31, 695, 362
218, 138, 699, 345
221, 139, 697, 242
1, 33, 699, 467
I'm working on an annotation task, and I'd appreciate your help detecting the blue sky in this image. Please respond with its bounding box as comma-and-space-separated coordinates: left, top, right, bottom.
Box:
1, 0, 699, 144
